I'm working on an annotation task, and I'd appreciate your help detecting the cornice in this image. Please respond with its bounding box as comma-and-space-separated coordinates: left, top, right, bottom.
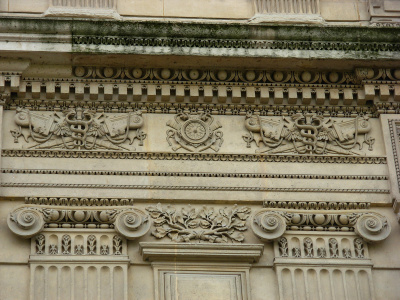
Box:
0, 17, 399, 60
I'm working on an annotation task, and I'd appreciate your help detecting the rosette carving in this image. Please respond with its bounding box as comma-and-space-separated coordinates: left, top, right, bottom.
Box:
114, 209, 150, 240
354, 213, 391, 242
8, 207, 45, 238
251, 210, 287, 241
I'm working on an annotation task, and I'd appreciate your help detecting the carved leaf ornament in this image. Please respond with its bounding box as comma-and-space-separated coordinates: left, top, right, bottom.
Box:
146, 204, 251, 243
251, 209, 391, 242
8, 206, 150, 240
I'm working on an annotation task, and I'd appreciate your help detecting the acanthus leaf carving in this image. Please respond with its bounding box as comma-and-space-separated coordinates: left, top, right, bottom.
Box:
166, 113, 223, 152
11, 107, 146, 151
146, 204, 251, 243
244, 113, 374, 155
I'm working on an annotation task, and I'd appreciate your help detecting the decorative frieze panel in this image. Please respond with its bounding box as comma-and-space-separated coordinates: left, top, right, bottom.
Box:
166, 113, 223, 152
146, 204, 251, 243
10, 108, 146, 151
32, 230, 127, 256
275, 233, 368, 260
7, 205, 150, 240
243, 113, 374, 155
251, 208, 391, 242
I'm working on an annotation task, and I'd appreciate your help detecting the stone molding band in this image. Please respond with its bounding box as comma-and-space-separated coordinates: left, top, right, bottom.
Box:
7, 206, 150, 240
72, 36, 400, 53
1, 168, 387, 181
0, 182, 390, 194
1, 149, 387, 164
251, 208, 391, 242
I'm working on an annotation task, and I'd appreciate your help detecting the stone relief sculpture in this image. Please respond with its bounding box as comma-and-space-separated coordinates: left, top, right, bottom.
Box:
7, 206, 150, 240
166, 112, 223, 152
243, 113, 375, 155
252, 208, 391, 242
10, 107, 146, 150
146, 204, 250, 243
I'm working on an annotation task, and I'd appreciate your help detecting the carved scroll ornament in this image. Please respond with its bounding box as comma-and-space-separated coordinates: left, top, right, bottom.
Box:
8, 206, 150, 240
243, 113, 374, 155
166, 113, 223, 152
10, 107, 146, 151
251, 208, 391, 242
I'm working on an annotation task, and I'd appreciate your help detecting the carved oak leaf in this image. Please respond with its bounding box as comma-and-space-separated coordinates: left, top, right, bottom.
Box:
232, 220, 247, 230
145, 206, 162, 219
200, 219, 211, 229
153, 217, 167, 226
236, 207, 251, 220
182, 207, 196, 219
214, 215, 225, 226
175, 214, 185, 225
152, 227, 168, 239
188, 220, 199, 228
229, 232, 245, 242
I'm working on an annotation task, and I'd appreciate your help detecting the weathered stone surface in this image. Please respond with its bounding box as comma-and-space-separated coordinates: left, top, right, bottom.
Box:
1, 3, 400, 300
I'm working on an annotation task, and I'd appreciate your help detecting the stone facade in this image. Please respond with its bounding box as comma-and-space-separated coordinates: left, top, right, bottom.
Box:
0, 1, 400, 300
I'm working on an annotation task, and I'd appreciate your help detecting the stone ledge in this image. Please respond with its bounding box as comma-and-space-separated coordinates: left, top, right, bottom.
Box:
139, 242, 264, 263
274, 257, 373, 267
29, 255, 130, 264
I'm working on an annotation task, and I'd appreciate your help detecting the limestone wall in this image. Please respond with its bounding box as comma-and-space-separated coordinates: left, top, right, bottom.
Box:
0, 16, 400, 300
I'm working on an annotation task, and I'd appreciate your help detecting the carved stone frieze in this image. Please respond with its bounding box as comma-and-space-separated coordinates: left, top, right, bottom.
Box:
251, 208, 391, 242
244, 113, 374, 155
10, 108, 146, 151
146, 204, 251, 243
7, 206, 150, 240
166, 113, 223, 152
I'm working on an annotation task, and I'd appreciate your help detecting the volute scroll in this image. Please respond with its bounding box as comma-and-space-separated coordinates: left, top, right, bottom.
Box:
7, 205, 151, 240
251, 208, 391, 243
